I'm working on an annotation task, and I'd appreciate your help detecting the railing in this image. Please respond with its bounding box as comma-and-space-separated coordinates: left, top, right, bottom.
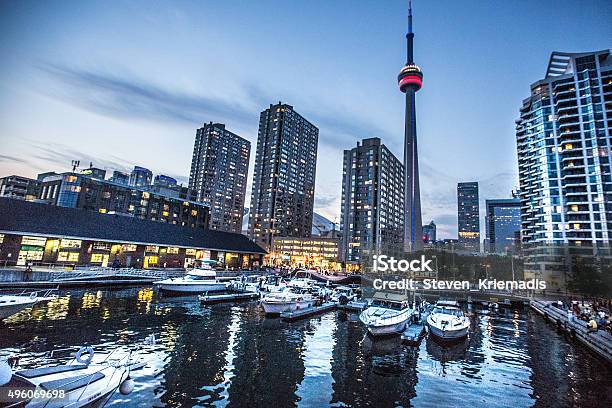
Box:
50, 267, 170, 282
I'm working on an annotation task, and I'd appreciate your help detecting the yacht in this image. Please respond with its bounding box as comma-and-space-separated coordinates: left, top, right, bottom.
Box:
427, 300, 470, 341
359, 292, 415, 336
230, 275, 262, 293
0, 344, 145, 407
260, 287, 315, 315
154, 262, 229, 294
0, 290, 57, 320
330, 286, 358, 304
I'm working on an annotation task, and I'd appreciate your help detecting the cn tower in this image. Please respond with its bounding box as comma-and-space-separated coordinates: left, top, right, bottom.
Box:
399, 0, 423, 253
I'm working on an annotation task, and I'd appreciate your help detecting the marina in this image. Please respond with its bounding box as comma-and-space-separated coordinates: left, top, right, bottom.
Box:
0, 286, 610, 407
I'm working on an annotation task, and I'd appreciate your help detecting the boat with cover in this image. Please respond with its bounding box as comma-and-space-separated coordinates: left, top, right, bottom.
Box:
154, 260, 228, 294
0, 290, 57, 320
260, 287, 315, 315
330, 286, 358, 304
0, 337, 154, 408
427, 300, 470, 341
359, 292, 415, 336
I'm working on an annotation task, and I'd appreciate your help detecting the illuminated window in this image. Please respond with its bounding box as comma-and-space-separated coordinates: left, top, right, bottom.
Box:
186, 249, 197, 256
21, 236, 47, 246
99, 208, 107, 214
0, 234, 4, 244
122, 244, 137, 252
58, 252, 79, 262
91, 254, 105, 263
60, 239, 82, 248
167, 247, 179, 254
146, 245, 159, 253
93, 242, 111, 251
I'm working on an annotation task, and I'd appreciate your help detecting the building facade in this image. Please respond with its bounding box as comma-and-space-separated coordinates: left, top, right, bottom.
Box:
0, 175, 40, 201
189, 123, 250, 234
422, 220, 436, 243
269, 236, 340, 271
457, 182, 481, 252
340, 138, 404, 268
129, 166, 153, 188
485, 198, 521, 254
0, 198, 264, 269
248, 103, 318, 250
109, 171, 129, 185
38, 172, 210, 229
516, 50, 612, 287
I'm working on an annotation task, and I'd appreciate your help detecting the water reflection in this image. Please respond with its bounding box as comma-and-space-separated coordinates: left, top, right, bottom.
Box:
0, 289, 610, 407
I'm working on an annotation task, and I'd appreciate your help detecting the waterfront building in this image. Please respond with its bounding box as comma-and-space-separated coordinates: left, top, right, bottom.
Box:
516, 50, 612, 287
268, 236, 340, 271
422, 221, 436, 243
189, 122, 250, 234
457, 182, 481, 252
399, 2, 424, 253
248, 103, 318, 250
0, 175, 40, 201
37, 172, 210, 229
340, 138, 404, 268
129, 166, 153, 188
0, 198, 264, 268
485, 198, 521, 254
109, 170, 129, 185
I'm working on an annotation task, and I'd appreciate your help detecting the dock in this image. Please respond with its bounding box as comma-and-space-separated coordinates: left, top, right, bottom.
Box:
401, 324, 426, 345
530, 300, 612, 363
281, 303, 337, 321
337, 300, 367, 312
199, 291, 260, 304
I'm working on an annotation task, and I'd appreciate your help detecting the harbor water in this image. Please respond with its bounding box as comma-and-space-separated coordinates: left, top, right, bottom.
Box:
1, 288, 611, 407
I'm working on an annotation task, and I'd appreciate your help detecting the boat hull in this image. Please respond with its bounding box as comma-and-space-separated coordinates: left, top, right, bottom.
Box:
428, 323, 469, 340
261, 299, 313, 315
0, 300, 37, 319
366, 320, 408, 337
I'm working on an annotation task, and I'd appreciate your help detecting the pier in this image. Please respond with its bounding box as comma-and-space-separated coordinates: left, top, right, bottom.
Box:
337, 300, 367, 312
199, 291, 260, 304
281, 303, 337, 321
530, 300, 612, 364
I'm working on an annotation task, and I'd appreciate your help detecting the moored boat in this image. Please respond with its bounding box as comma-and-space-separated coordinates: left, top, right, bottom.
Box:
330, 286, 358, 304
154, 263, 228, 294
260, 287, 315, 315
359, 292, 415, 336
0, 290, 57, 320
427, 300, 470, 341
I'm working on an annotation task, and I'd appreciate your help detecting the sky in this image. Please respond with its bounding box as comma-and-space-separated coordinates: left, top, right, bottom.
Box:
0, 0, 610, 239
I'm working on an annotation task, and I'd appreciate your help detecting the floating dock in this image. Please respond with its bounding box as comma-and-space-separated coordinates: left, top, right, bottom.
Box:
199, 291, 260, 304
281, 303, 336, 321
530, 300, 612, 363
337, 300, 367, 312
401, 323, 426, 345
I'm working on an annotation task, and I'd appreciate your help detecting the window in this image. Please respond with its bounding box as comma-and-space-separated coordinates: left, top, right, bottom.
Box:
145, 245, 159, 253
122, 244, 137, 252
91, 254, 105, 263
21, 236, 46, 246
58, 252, 79, 262
60, 239, 82, 248
186, 249, 197, 256
167, 247, 179, 254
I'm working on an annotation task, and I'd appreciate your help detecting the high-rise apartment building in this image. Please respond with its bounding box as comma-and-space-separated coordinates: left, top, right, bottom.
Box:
248, 103, 318, 251
516, 50, 612, 286
0, 175, 40, 201
189, 123, 250, 234
340, 138, 404, 267
457, 182, 480, 252
485, 198, 521, 254
422, 220, 436, 243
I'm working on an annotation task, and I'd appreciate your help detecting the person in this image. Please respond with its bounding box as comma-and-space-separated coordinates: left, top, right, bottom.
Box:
24, 264, 33, 282
567, 308, 574, 323
587, 316, 598, 334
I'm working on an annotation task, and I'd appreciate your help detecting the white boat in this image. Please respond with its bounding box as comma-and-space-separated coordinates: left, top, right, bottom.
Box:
259, 275, 287, 293
0, 345, 144, 407
0, 290, 57, 320
154, 268, 229, 294
260, 287, 315, 315
427, 300, 470, 341
230, 275, 263, 293
330, 286, 358, 304
359, 292, 415, 336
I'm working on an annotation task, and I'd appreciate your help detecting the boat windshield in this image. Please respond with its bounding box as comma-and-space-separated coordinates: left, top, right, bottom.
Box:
433, 307, 462, 317
372, 300, 403, 310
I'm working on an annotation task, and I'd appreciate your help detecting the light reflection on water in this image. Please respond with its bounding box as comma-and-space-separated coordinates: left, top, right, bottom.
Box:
0, 288, 610, 407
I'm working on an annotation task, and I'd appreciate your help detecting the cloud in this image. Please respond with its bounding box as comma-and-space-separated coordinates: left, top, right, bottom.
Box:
0, 155, 29, 164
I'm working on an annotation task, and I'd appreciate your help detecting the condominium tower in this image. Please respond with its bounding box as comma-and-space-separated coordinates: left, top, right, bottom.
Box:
248, 103, 318, 250
189, 123, 250, 233
340, 138, 404, 267
516, 50, 612, 286
457, 182, 480, 252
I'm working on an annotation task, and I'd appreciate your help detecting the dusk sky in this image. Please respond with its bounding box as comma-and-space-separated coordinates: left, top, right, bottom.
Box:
0, 0, 610, 238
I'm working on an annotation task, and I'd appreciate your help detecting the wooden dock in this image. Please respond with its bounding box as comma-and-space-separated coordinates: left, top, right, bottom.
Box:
401, 324, 426, 346
199, 291, 260, 304
530, 300, 612, 363
281, 303, 336, 321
